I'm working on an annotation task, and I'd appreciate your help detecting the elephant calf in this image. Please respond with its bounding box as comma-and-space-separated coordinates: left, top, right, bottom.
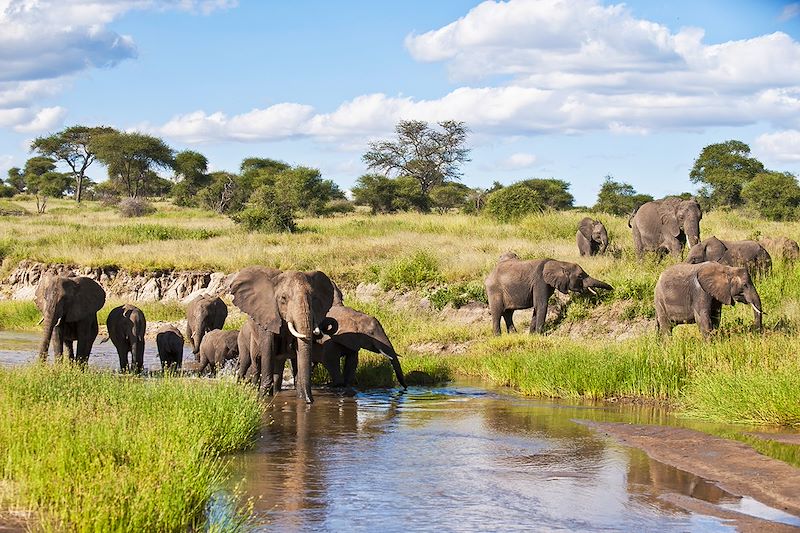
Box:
758, 236, 799, 264
576, 217, 608, 256
485, 254, 613, 335
655, 262, 763, 339
198, 329, 240, 376
685, 236, 772, 278
155, 325, 185, 371
103, 304, 147, 373
186, 294, 228, 359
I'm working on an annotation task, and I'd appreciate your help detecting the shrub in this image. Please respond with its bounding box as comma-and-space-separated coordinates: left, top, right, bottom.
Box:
741, 171, 800, 221
233, 186, 296, 232
484, 183, 543, 222
428, 281, 487, 310
317, 198, 355, 217
380, 250, 443, 290
118, 197, 155, 217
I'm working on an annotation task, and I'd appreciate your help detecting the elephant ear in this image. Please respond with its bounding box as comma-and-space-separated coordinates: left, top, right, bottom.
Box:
230, 266, 282, 334
696, 264, 733, 305
658, 203, 681, 237
331, 280, 344, 307
578, 218, 593, 241
542, 260, 570, 294
704, 236, 727, 262
307, 270, 337, 321
66, 277, 106, 321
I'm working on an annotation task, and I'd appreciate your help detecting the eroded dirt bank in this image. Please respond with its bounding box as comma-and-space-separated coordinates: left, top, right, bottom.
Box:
581, 421, 800, 521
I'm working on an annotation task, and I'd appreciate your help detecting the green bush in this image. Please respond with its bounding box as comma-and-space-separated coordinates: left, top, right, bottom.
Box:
380, 250, 443, 290
428, 281, 487, 310
484, 183, 543, 222
233, 185, 296, 233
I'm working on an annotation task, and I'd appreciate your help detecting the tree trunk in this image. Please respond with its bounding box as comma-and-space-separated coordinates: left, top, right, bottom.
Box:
76, 174, 83, 203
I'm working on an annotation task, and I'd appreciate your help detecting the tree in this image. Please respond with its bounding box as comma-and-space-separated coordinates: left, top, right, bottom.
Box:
6, 167, 26, 193
232, 185, 296, 233
25, 170, 70, 213
484, 183, 543, 222
593, 176, 654, 215
690, 140, 765, 208
362, 120, 470, 196
92, 132, 174, 198
351, 174, 397, 213
31, 125, 117, 203
429, 182, 470, 213
272, 166, 345, 215
742, 171, 800, 221
197, 171, 240, 214
172, 150, 210, 206
516, 179, 574, 210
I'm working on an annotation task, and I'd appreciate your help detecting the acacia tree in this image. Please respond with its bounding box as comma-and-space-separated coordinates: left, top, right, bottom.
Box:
689, 140, 765, 208
593, 176, 653, 215
92, 132, 174, 198
6, 168, 26, 193
30, 125, 117, 203
362, 120, 470, 196
22, 156, 70, 213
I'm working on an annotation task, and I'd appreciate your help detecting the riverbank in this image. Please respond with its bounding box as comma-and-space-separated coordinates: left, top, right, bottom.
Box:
0, 365, 262, 531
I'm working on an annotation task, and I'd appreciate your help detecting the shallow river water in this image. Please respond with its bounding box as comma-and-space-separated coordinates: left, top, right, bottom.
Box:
2, 331, 799, 531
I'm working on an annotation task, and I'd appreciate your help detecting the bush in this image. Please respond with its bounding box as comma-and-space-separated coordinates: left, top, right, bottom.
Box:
741, 171, 800, 221
380, 250, 443, 290
233, 185, 296, 232
484, 183, 543, 222
118, 197, 155, 217
428, 281, 488, 310
318, 198, 355, 216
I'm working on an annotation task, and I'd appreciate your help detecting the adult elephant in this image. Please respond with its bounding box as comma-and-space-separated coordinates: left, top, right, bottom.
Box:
185, 294, 228, 359
576, 217, 608, 256
230, 266, 339, 403
484, 254, 613, 335
197, 329, 240, 376
685, 236, 772, 277
103, 304, 146, 372
628, 197, 702, 259
35, 273, 106, 363
655, 262, 763, 338
155, 325, 184, 371
758, 236, 799, 264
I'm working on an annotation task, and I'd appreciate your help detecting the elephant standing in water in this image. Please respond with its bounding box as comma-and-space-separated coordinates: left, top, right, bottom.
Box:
35, 274, 106, 363
685, 236, 772, 277
629, 197, 702, 258
230, 266, 338, 403
197, 329, 240, 376
576, 217, 609, 256
185, 294, 228, 359
485, 254, 613, 335
654, 262, 763, 339
155, 325, 184, 371
103, 304, 146, 373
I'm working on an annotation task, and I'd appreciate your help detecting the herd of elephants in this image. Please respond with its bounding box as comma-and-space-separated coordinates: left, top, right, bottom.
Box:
31, 196, 795, 403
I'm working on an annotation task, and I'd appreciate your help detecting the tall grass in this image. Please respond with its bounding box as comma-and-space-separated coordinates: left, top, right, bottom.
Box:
0, 365, 262, 531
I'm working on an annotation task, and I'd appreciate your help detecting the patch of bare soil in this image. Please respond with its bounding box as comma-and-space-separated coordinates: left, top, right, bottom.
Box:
553, 300, 655, 340
580, 421, 800, 519
407, 341, 475, 355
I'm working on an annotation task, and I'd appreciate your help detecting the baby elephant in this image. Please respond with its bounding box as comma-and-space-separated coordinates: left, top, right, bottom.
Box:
685, 236, 772, 277
155, 325, 185, 372
198, 329, 240, 376
655, 262, 763, 339
759, 236, 800, 264
576, 217, 609, 256
103, 304, 146, 373
485, 254, 613, 335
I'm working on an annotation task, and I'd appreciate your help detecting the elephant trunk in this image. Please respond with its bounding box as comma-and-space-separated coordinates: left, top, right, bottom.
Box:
685, 216, 701, 247
290, 301, 316, 404
746, 289, 763, 332
584, 278, 613, 294
37, 302, 61, 362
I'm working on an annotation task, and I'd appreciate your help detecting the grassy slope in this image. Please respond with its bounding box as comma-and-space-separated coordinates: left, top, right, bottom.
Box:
2, 199, 800, 425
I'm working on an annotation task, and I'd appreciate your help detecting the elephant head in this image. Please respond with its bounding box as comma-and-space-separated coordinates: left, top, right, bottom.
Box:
35, 274, 106, 361
659, 198, 702, 247
542, 260, 613, 295
578, 217, 608, 253
696, 263, 763, 331
230, 266, 338, 403
686, 236, 727, 264
186, 295, 228, 355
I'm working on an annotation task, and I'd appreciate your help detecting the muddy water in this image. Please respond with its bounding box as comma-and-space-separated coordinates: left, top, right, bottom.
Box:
225, 386, 800, 532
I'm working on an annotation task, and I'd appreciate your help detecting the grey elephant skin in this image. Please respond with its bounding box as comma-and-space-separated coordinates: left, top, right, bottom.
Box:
185, 294, 228, 357
230, 266, 339, 403
628, 197, 702, 258
685, 236, 772, 277
758, 236, 799, 264
198, 329, 240, 376
35, 274, 106, 363
576, 217, 608, 256
654, 262, 763, 339
155, 325, 185, 371
485, 254, 613, 335
104, 304, 146, 372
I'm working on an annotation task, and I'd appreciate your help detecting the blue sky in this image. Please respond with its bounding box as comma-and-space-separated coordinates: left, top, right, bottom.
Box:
1, 0, 799, 205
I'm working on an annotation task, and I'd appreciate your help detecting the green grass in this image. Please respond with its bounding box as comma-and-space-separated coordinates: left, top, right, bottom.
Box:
0, 365, 262, 531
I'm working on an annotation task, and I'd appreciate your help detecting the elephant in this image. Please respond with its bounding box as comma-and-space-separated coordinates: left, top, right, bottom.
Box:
576, 217, 609, 256
230, 266, 339, 403
185, 294, 228, 359
484, 254, 613, 335
155, 325, 185, 371
102, 304, 146, 373
654, 262, 763, 339
197, 329, 240, 376
628, 197, 702, 258
35, 273, 106, 363
685, 236, 772, 277
758, 236, 800, 264
273, 304, 407, 391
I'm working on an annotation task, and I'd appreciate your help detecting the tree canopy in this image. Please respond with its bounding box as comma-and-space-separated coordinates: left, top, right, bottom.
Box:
92, 132, 175, 198
362, 120, 470, 195
741, 171, 800, 221
690, 140, 765, 208
593, 176, 654, 215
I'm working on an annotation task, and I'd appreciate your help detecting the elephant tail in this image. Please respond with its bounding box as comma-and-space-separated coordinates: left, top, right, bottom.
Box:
99, 336, 110, 344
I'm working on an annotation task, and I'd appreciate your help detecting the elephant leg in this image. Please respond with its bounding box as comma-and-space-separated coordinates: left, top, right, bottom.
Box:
116, 343, 130, 372
710, 303, 723, 330
531, 288, 551, 334
75, 334, 92, 365
489, 297, 505, 336
237, 335, 251, 382
258, 335, 275, 396
52, 327, 65, 363
197, 355, 209, 376
132, 338, 144, 373
694, 309, 714, 340
502, 310, 516, 334
632, 226, 643, 259
322, 344, 344, 387
273, 357, 287, 392
342, 349, 358, 388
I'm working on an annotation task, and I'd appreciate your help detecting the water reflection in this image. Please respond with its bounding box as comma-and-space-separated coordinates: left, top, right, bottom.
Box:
228, 387, 741, 532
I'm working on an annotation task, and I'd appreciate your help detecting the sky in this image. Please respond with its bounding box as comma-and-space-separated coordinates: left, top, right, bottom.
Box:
1, 0, 799, 206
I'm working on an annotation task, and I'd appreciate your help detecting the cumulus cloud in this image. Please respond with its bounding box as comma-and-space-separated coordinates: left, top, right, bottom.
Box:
755, 130, 800, 163
498, 152, 538, 170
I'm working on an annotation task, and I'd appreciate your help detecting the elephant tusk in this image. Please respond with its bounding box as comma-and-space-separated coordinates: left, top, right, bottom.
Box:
54, 316, 62, 328
587, 287, 598, 295
313, 327, 321, 336
287, 321, 308, 339
37, 317, 44, 325
378, 349, 393, 360
751, 303, 764, 315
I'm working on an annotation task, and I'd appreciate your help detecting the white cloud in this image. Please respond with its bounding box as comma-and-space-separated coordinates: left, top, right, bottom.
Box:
0, 154, 13, 175
498, 152, 538, 170
779, 3, 800, 22
13, 106, 68, 133
754, 130, 800, 163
